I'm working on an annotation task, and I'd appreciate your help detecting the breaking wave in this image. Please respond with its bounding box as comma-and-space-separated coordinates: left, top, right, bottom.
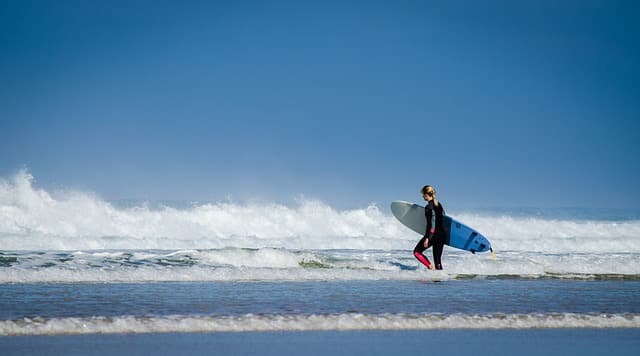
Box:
1, 170, 639, 252
2, 313, 638, 335
1, 171, 639, 282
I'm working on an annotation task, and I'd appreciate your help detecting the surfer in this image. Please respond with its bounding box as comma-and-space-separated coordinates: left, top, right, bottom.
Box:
413, 185, 445, 270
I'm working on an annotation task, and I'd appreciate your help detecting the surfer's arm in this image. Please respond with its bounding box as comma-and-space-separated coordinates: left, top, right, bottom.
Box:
425, 207, 434, 238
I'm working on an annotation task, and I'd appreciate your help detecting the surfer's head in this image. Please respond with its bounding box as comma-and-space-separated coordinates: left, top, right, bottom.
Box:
421, 185, 438, 206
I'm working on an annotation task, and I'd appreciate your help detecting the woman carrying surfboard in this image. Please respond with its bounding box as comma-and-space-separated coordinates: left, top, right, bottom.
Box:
413, 185, 445, 270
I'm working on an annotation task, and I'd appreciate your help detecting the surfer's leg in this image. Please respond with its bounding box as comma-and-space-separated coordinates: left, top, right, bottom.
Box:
433, 241, 444, 270
413, 236, 433, 269
413, 251, 432, 269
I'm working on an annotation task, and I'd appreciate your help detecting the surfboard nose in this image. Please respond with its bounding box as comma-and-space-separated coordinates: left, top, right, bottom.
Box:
476, 239, 491, 252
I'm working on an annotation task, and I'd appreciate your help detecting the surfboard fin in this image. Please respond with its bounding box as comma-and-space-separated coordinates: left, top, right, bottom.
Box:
490, 248, 497, 260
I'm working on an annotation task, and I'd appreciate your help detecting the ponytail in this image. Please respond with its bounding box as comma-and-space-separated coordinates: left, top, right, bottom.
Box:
420, 185, 439, 207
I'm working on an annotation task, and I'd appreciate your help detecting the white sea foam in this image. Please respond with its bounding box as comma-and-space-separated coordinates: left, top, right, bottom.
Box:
1, 171, 640, 282
0, 171, 403, 250
2, 170, 639, 253
1, 313, 638, 335
459, 213, 640, 253
2, 247, 639, 283
0, 266, 442, 283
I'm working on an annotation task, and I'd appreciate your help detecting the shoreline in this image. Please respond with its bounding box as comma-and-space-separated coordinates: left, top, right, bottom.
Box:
2, 329, 639, 356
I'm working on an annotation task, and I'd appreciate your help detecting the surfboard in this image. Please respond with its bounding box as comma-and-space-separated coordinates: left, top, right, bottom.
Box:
390, 201, 492, 253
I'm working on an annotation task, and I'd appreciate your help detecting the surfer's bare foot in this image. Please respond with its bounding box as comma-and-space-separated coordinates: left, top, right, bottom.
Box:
428, 264, 435, 271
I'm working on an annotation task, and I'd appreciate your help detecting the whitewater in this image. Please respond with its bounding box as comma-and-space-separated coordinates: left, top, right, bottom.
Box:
2, 171, 640, 339
4, 313, 639, 335
1, 171, 639, 283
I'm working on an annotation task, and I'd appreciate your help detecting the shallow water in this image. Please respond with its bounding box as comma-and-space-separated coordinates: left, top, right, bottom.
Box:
3, 280, 640, 319
3, 329, 640, 356
1, 280, 639, 335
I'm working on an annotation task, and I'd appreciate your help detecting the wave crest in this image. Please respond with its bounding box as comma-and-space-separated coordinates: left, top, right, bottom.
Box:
2, 313, 638, 335
1, 170, 639, 252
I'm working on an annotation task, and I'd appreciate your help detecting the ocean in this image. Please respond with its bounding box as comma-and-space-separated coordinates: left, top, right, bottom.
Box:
1, 172, 639, 354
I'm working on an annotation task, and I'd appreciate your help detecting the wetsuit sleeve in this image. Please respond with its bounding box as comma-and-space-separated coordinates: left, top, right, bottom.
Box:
425, 206, 433, 238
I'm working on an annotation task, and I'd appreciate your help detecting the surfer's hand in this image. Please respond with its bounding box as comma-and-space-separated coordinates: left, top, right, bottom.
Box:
423, 238, 429, 248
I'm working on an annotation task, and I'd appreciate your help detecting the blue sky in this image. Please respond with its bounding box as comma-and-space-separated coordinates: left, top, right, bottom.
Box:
1, 1, 639, 209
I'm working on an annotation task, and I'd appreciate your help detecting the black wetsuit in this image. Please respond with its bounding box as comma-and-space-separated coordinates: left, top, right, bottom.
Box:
413, 201, 446, 270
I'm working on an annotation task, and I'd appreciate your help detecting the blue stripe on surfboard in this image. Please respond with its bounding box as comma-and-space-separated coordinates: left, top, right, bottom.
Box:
463, 232, 478, 250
